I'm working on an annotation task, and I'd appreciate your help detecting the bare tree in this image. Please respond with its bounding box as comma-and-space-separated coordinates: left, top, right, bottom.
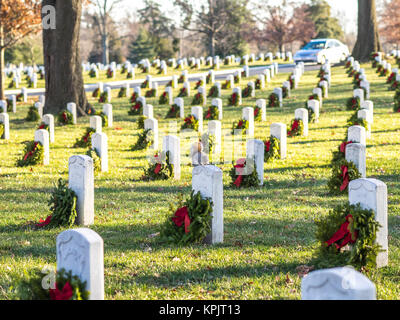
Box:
89, 0, 123, 65
379, 0, 400, 48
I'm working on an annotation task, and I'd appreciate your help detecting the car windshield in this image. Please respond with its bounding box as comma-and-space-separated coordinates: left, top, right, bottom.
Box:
302, 41, 326, 50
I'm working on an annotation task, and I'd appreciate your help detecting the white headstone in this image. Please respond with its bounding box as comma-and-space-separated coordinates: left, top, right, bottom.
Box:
353, 89, 365, 104
90, 116, 102, 133
191, 106, 203, 133
211, 98, 223, 120
43, 114, 55, 143
242, 107, 254, 137
192, 165, 223, 244
273, 88, 283, 107
233, 87, 242, 105
361, 101, 373, 123
143, 104, 153, 119
349, 179, 388, 268
301, 267, 376, 300
345, 143, 366, 178
295, 108, 308, 136
35, 102, 44, 119
347, 126, 366, 146
256, 99, 266, 122
34, 129, 49, 165
67, 103, 77, 125
0, 113, 10, 140
174, 98, 185, 119
162, 135, 181, 180
102, 104, 113, 128
271, 123, 286, 159
68, 155, 95, 226
246, 139, 264, 186
208, 120, 222, 157
307, 100, 320, 123
144, 118, 158, 150
357, 109, 372, 139
92, 133, 108, 172
56, 228, 104, 300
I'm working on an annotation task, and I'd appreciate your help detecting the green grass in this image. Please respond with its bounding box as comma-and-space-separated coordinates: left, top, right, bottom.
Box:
4, 58, 291, 91
1, 60, 400, 300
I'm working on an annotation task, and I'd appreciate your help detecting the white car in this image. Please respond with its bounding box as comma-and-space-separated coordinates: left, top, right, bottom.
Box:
294, 39, 350, 65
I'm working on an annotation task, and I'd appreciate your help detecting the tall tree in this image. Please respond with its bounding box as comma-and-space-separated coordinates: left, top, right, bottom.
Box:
89, 0, 123, 65
379, 0, 400, 47
307, 0, 344, 40
128, 27, 156, 63
174, 0, 250, 57
255, 1, 315, 52
42, 0, 90, 116
0, 0, 41, 99
353, 0, 381, 61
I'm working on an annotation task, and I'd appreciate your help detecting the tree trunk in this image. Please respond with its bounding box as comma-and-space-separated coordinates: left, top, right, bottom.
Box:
101, 34, 109, 65
352, 0, 381, 62
42, 0, 90, 116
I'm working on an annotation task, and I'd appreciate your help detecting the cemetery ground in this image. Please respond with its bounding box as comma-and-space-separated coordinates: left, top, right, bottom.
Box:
1, 62, 400, 300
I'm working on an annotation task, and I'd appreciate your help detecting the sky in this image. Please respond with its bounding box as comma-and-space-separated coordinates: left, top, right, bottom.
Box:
112, 0, 359, 33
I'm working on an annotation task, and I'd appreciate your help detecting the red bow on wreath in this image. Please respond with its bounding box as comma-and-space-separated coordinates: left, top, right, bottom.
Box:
234, 158, 246, 187
325, 214, 358, 250
254, 108, 259, 117
205, 109, 211, 119
340, 141, 353, 154
154, 154, 162, 174
237, 120, 243, 128
36, 215, 52, 228
62, 113, 67, 122
49, 281, 73, 300
340, 165, 350, 191
172, 206, 191, 234
264, 140, 271, 152
288, 120, 299, 136
23, 142, 39, 161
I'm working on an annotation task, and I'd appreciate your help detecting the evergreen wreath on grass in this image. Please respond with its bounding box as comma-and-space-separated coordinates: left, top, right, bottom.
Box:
118, 87, 127, 98
131, 129, 153, 151
387, 72, 396, 84
307, 107, 316, 123
222, 80, 231, 90
242, 85, 253, 98
315, 203, 382, 269
195, 79, 204, 89
347, 113, 369, 131
160, 191, 213, 245
191, 92, 204, 105
130, 92, 138, 103
264, 136, 280, 163
346, 97, 361, 111
86, 148, 101, 173
207, 85, 219, 98
308, 93, 320, 102
92, 88, 100, 98
89, 69, 97, 78
268, 92, 279, 107
106, 68, 113, 78
74, 128, 95, 148
159, 92, 169, 104
181, 115, 199, 131
98, 91, 108, 103
128, 101, 143, 116
142, 151, 174, 181
5, 99, 13, 112
204, 105, 219, 120
317, 84, 326, 98
141, 80, 149, 89
200, 132, 215, 160
95, 111, 108, 127
389, 80, 399, 91
228, 92, 239, 106
144, 89, 156, 99
231, 119, 248, 135
394, 90, 400, 112
327, 159, 361, 194
282, 86, 288, 99
8, 80, 16, 89
26, 106, 40, 122
16, 93, 23, 102
18, 268, 89, 300
331, 140, 354, 165
165, 104, 180, 119
137, 115, 146, 130
255, 79, 262, 90
287, 119, 304, 137
57, 110, 74, 125
178, 87, 188, 97
229, 158, 260, 188
17, 141, 44, 167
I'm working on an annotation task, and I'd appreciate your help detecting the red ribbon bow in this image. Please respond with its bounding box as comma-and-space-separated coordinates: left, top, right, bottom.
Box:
49, 281, 73, 300
340, 141, 353, 154
172, 206, 191, 234
325, 215, 358, 250
264, 140, 271, 152
234, 158, 246, 187
340, 165, 350, 191
205, 110, 211, 119
36, 215, 52, 228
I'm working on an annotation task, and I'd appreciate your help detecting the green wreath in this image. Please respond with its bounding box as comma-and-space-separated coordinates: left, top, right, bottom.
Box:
287, 119, 304, 137
254, 106, 262, 122
222, 80, 231, 90
315, 203, 382, 269
131, 129, 153, 151
98, 91, 108, 103
17, 141, 44, 167
242, 86, 253, 98
282, 86, 288, 99
57, 110, 74, 125
347, 112, 369, 131
229, 158, 260, 188
307, 107, 316, 123
327, 159, 361, 195
137, 115, 146, 130
178, 87, 188, 97
142, 151, 174, 181
192, 93, 204, 106
74, 128, 95, 148
165, 104, 180, 119
207, 85, 219, 98
95, 111, 108, 127
118, 87, 127, 98
268, 92, 279, 107
204, 105, 219, 120
264, 136, 280, 163
89, 69, 97, 78
86, 148, 101, 173
181, 115, 199, 131
228, 92, 239, 106
160, 191, 213, 244
92, 88, 100, 98
128, 101, 143, 116
159, 92, 169, 104
26, 106, 40, 122
346, 97, 361, 111
231, 119, 248, 135
17, 268, 89, 300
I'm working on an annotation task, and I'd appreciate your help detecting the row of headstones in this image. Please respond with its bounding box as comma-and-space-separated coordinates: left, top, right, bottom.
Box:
347, 57, 372, 99
54, 165, 387, 300
306, 62, 330, 122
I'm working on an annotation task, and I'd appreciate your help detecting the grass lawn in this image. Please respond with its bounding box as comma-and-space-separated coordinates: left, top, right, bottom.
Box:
0, 60, 399, 300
